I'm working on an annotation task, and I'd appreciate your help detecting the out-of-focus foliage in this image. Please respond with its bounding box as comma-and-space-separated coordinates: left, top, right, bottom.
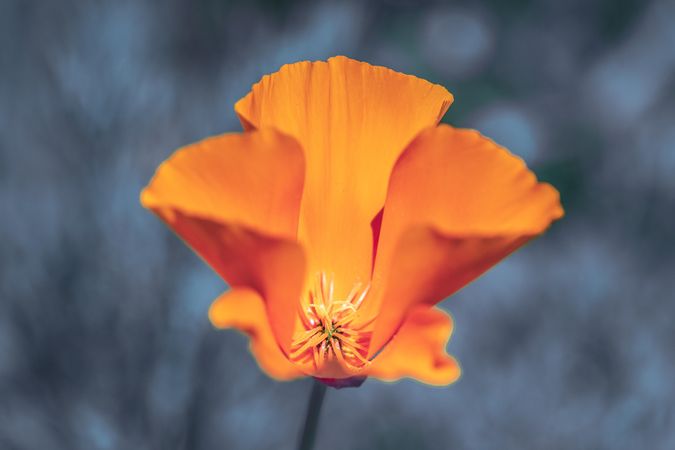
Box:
1, 0, 674, 448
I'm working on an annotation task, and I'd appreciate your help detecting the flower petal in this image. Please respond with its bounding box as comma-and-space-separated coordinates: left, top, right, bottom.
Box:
368, 125, 564, 355
235, 56, 453, 298
140, 129, 307, 352
141, 129, 304, 238
210, 288, 303, 380
367, 306, 460, 385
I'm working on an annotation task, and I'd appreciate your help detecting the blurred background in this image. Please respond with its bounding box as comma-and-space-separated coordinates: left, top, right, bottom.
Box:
2, 0, 674, 448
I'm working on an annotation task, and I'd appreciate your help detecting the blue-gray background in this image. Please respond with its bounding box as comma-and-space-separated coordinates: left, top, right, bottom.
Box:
2, 0, 674, 448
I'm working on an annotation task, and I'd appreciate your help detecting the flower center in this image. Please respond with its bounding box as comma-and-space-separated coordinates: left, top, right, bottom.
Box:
290, 272, 373, 371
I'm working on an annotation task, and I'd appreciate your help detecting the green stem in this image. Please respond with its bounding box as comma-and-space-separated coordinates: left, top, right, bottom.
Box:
297, 380, 327, 450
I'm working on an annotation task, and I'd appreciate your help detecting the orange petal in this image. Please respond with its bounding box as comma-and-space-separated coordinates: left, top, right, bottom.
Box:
141, 129, 305, 238
140, 130, 307, 352
366, 306, 460, 386
209, 288, 303, 380
368, 125, 564, 355
236, 56, 453, 298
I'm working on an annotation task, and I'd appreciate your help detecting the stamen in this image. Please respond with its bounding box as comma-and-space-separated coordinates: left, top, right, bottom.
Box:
352, 284, 370, 309
290, 272, 373, 372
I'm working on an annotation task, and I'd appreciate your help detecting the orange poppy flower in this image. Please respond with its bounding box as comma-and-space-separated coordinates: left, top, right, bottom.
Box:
141, 56, 563, 387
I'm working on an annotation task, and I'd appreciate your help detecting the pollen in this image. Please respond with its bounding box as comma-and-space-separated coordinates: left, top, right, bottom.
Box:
290, 272, 373, 371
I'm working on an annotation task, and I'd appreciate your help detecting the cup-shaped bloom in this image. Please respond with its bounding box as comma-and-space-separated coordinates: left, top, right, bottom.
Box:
141, 56, 563, 386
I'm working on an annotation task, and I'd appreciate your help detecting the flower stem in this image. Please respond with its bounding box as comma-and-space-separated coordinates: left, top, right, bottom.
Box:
297, 380, 327, 450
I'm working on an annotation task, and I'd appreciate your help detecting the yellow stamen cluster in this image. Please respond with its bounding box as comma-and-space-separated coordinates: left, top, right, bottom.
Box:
290, 273, 373, 371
